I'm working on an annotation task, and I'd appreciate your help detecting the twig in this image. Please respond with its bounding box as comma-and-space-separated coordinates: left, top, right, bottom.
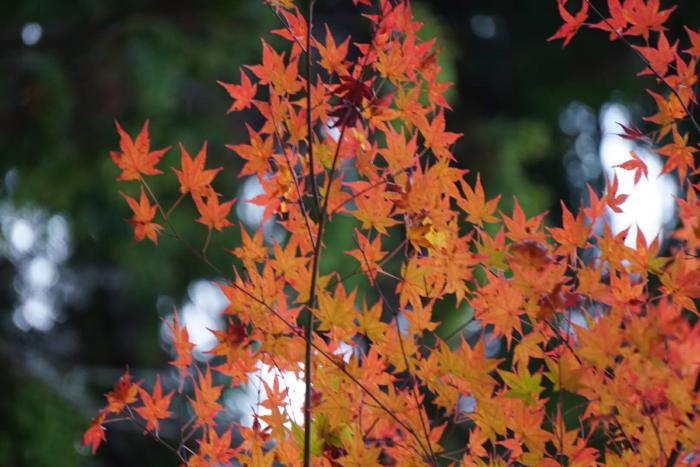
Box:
583, 0, 700, 136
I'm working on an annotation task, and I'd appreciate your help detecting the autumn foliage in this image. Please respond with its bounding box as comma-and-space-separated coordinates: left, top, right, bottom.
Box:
85, 0, 700, 465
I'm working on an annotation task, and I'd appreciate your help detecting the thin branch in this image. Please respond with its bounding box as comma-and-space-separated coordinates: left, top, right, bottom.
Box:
354, 233, 437, 464
583, 0, 700, 136
306, 0, 320, 212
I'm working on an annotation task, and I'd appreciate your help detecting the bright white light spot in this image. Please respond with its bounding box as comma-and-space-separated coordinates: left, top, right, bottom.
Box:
21, 22, 43, 46
470, 15, 497, 39
325, 119, 341, 142
599, 103, 677, 245
20, 296, 55, 331
10, 219, 35, 254
237, 176, 266, 228
457, 394, 477, 414
336, 341, 355, 363
47, 215, 71, 262
25, 256, 57, 288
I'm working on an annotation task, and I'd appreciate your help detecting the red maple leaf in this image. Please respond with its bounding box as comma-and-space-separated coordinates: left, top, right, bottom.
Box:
614, 150, 648, 185
605, 174, 629, 214
548, 0, 589, 48
632, 32, 678, 77
590, 0, 628, 40
624, 0, 676, 41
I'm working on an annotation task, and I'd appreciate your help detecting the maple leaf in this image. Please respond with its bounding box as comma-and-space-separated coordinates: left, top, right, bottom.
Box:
218, 68, 258, 113
317, 24, 350, 76
583, 183, 607, 221
616, 122, 652, 144
643, 90, 685, 141
657, 128, 698, 182
230, 225, 268, 266
604, 174, 628, 214
684, 26, 700, 57
501, 198, 548, 243
379, 126, 419, 170
120, 186, 163, 244
417, 110, 462, 160
339, 433, 382, 466
226, 124, 274, 178
166, 308, 194, 389
471, 272, 524, 348
172, 142, 222, 198
397, 256, 431, 309
624, 0, 676, 41
198, 427, 238, 465
329, 75, 374, 128
613, 150, 648, 185
632, 32, 678, 78
190, 366, 223, 427
345, 229, 385, 283
105, 367, 140, 413
246, 39, 303, 95
316, 284, 357, 335
356, 299, 388, 343
590, 0, 628, 40
135, 374, 174, 433
82, 409, 107, 454
110, 120, 170, 181
548, 201, 590, 259
457, 174, 501, 226
547, 0, 589, 48
194, 194, 235, 231
271, 7, 307, 58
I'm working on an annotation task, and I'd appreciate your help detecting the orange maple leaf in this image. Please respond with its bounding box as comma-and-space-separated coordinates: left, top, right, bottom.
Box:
194, 194, 235, 231
82, 409, 107, 454
135, 374, 173, 433
643, 90, 685, 141
457, 174, 501, 226
218, 68, 258, 113
110, 120, 170, 181
417, 110, 462, 160
166, 308, 194, 390
317, 24, 350, 76
198, 427, 238, 465
226, 124, 274, 178
120, 186, 163, 244
190, 366, 223, 427
105, 367, 140, 413
548, 201, 590, 260
657, 128, 698, 182
172, 142, 222, 198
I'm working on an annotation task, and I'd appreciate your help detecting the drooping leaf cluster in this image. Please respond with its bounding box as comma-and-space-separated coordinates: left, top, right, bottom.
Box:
85, 0, 700, 465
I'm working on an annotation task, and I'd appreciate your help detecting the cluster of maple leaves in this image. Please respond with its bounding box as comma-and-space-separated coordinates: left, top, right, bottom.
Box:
84, 0, 700, 465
